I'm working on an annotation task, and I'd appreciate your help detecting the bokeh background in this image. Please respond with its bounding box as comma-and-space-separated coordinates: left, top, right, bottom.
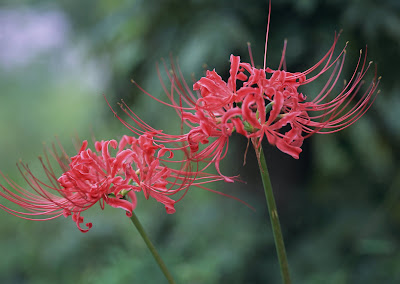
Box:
0, 0, 399, 283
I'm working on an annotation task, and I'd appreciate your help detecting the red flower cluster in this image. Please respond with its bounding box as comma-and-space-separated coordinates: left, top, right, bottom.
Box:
0, 133, 219, 232
133, 34, 379, 172
118, 31, 379, 184
189, 45, 379, 159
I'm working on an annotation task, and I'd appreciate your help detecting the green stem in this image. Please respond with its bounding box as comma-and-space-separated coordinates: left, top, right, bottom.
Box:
257, 146, 291, 284
130, 212, 176, 284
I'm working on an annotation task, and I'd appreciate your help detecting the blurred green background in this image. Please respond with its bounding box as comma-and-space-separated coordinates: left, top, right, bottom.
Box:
0, 0, 399, 283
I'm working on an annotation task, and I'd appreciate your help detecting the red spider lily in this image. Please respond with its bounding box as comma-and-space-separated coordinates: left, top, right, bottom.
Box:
153, 45, 376, 161
0, 133, 227, 232
110, 1, 379, 173
188, 41, 379, 158
160, 10, 379, 160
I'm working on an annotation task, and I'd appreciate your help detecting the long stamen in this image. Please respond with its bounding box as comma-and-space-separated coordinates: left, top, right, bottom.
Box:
263, 0, 272, 70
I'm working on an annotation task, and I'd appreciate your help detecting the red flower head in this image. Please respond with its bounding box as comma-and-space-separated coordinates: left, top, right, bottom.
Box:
0, 133, 213, 232
175, 4, 380, 160
111, 1, 379, 179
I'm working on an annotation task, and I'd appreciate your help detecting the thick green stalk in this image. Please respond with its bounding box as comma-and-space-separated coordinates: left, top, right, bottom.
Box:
130, 212, 176, 284
257, 146, 291, 284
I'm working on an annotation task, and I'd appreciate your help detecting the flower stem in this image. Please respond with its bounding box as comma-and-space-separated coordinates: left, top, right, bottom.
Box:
130, 212, 176, 284
257, 146, 291, 284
